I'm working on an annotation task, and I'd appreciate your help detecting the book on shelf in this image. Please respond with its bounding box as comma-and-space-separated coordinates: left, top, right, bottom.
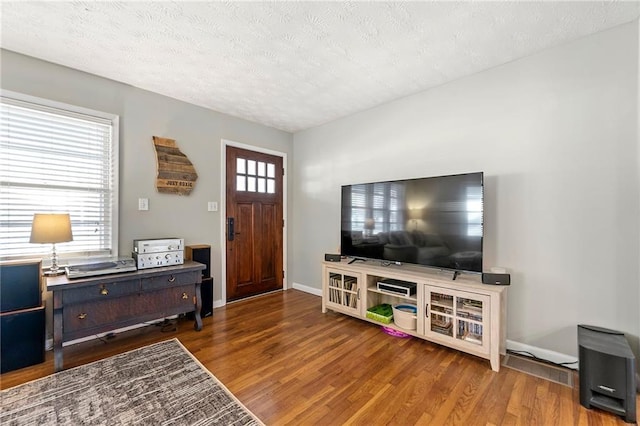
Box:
431, 295, 453, 307
344, 293, 357, 307
330, 276, 343, 289
456, 311, 482, 321
432, 306, 453, 315
432, 326, 453, 336
459, 300, 482, 312
343, 276, 357, 291
460, 304, 482, 313
349, 293, 357, 307
431, 313, 453, 334
457, 322, 483, 341
462, 333, 482, 345
329, 287, 341, 304
460, 299, 482, 307
431, 318, 452, 329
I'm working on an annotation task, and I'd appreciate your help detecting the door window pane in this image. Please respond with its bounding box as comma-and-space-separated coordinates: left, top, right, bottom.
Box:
237, 158, 246, 174
236, 175, 246, 191
234, 156, 278, 194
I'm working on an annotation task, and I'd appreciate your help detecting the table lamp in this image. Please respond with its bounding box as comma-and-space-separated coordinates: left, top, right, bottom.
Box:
29, 213, 73, 276
364, 218, 375, 237
408, 208, 423, 230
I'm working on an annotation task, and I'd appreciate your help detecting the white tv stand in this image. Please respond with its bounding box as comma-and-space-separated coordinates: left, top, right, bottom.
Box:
321, 259, 507, 371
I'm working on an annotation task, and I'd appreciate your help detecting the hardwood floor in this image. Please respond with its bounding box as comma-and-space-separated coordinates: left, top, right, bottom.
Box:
1, 289, 637, 425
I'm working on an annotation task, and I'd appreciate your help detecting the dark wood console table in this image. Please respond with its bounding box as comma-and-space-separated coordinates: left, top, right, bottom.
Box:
46, 261, 205, 372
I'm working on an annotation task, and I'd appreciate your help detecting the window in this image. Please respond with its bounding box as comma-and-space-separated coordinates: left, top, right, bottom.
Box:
466, 186, 483, 237
235, 157, 276, 194
0, 91, 119, 261
350, 182, 405, 233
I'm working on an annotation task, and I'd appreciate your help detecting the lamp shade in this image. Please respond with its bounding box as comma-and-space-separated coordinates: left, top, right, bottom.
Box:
408, 208, 423, 220
29, 214, 73, 244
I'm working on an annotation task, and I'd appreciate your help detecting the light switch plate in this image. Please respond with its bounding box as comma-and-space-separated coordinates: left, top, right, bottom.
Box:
207, 201, 218, 212
138, 198, 149, 211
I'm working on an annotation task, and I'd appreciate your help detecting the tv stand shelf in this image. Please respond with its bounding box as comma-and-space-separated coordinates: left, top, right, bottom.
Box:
367, 287, 417, 302
322, 259, 507, 371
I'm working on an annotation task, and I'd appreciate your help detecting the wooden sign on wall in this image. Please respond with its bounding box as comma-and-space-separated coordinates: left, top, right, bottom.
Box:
152, 136, 198, 195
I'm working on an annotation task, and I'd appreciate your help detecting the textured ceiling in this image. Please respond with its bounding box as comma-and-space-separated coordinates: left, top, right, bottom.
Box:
1, 1, 639, 133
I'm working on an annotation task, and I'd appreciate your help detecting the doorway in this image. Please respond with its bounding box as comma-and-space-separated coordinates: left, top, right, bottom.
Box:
225, 145, 284, 301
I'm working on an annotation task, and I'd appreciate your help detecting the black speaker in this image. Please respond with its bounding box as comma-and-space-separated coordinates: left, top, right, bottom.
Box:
199, 277, 213, 317
1, 305, 45, 373
578, 325, 636, 423
185, 245, 213, 317
186, 245, 211, 278
325, 253, 341, 262
1, 260, 42, 312
481, 273, 510, 285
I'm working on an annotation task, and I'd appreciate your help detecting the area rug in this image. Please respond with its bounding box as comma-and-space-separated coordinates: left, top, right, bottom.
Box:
0, 339, 263, 425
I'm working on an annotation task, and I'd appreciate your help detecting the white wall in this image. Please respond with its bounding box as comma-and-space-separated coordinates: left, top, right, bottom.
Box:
0, 49, 294, 309
292, 22, 640, 358
637, 23, 640, 363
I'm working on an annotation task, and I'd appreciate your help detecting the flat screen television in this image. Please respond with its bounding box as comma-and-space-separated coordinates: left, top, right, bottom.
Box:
340, 172, 483, 273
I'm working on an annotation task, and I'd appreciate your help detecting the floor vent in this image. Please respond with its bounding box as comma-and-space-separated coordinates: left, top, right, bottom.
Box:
502, 354, 574, 388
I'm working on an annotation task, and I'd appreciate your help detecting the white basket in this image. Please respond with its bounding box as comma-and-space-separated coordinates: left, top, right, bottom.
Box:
392, 304, 417, 330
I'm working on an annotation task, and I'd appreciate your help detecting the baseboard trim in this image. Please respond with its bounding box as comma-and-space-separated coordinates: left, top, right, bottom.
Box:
506, 339, 579, 370
292, 282, 322, 297
213, 299, 225, 309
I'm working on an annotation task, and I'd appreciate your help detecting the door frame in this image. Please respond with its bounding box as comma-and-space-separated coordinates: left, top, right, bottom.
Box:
220, 139, 288, 305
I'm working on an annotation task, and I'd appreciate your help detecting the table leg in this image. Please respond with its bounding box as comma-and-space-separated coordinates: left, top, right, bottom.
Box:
52, 293, 64, 372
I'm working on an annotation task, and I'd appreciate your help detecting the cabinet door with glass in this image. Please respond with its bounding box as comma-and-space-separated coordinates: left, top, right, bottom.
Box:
323, 268, 362, 316
424, 285, 490, 354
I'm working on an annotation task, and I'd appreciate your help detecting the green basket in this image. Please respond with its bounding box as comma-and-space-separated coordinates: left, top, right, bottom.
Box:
366, 303, 393, 324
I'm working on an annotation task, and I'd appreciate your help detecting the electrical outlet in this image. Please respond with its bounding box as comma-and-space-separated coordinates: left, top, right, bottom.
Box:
138, 198, 149, 211
207, 201, 218, 212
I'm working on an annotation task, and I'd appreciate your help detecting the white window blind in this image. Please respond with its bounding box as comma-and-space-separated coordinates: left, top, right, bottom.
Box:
350, 182, 405, 232
0, 91, 119, 261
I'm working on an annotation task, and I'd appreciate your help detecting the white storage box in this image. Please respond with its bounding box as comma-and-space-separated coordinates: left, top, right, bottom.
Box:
392, 304, 417, 330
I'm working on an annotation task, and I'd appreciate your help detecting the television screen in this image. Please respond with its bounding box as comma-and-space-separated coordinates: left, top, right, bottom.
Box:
340, 172, 483, 273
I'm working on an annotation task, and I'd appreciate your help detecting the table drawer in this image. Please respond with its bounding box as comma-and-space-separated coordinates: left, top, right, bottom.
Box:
144, 284, 196, 314
141, 271, 199, 291
63, 296, 141, 334
62, 279, 140, 305
63, 284, 197, 335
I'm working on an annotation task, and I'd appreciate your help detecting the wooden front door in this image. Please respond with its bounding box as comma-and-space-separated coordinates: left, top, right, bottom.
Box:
225, 146, 284, 301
